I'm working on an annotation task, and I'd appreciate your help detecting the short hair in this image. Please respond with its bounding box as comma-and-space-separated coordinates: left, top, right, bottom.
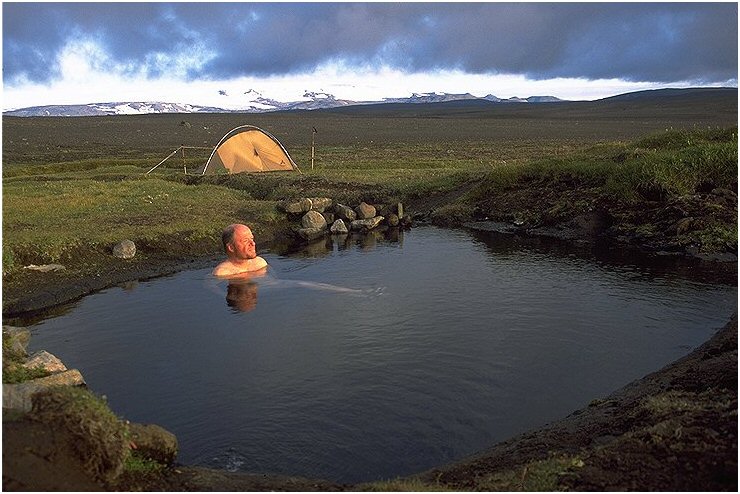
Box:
221, 224, 238, 252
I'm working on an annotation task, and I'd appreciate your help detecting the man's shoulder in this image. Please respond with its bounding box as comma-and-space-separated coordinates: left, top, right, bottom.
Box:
252, 256, 268, 270
212, 261, 235, 277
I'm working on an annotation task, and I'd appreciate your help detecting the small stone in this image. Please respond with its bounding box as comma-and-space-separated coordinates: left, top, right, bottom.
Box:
3, 326, 31, 357
386, 213, 400, 227
355, 202, 377, 220
112, 240, 136, 259
277, 198, 313, 214
334, 204, 356, 222
351, 216, 384, 231
330, 219, 349, 234
301, 210, 327, 230
397, 202, 404, 218
309, 197, 333, 213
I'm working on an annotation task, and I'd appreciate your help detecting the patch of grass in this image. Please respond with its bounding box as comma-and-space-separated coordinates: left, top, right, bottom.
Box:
123, 452, 165, 474
359, 477, 453, 491
3, 365, 51, 384
474, 454, 585, 491
30, 386, 130, 484
696, 223, 738, 253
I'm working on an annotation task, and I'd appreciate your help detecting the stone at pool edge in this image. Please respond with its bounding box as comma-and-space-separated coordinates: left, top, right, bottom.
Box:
3, 369, 86, 412
112, 240, 136, 259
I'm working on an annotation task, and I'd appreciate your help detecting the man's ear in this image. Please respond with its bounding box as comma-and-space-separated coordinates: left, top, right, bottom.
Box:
226, 243, 235, 254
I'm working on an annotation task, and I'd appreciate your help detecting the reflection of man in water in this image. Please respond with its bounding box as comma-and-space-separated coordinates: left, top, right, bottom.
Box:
226, 280, 259, 312
213, 224, 268, 277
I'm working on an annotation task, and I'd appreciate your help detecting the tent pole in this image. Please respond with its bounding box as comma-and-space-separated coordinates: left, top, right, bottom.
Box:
311, 131, 315, 170
145, 147, 181, 175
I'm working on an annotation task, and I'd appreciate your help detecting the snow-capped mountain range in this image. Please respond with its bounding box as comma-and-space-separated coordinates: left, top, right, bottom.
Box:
3, 90, 563, 117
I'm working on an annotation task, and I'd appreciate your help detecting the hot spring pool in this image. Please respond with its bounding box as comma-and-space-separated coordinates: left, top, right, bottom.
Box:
23, 226, 737, 483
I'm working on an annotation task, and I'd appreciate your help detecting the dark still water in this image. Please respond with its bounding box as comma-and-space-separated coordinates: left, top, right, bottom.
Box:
24, 226, 737, 483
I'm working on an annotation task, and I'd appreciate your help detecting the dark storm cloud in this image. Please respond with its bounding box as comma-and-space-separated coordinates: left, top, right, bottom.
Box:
3, 3, 737, 85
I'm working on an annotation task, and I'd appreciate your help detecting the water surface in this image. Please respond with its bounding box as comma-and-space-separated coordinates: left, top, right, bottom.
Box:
25, 226, 737, 483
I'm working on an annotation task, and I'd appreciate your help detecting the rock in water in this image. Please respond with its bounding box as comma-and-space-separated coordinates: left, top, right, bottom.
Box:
330, 219, 349, 234
351, 216, 384, 231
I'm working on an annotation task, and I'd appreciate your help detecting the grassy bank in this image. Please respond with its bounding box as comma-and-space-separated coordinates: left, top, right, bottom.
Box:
3, 125, 737, 277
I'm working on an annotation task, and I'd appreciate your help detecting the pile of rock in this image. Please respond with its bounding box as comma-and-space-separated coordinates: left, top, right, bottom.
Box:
3, 326, 85, 412
277, 197, 412, 241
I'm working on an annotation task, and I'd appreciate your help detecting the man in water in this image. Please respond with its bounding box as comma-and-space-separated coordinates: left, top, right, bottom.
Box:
213, 224, 268, 277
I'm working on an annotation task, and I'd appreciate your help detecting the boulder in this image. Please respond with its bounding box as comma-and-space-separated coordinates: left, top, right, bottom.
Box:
301, 210, 327, 230
277, 198, 313, 214
334, 204, 357, 222
309, 197, 333, 213
296, 227, 327, 241
330, 219, 349, 234
112, 240, 136, 259
355, 202, 376, 220
351, 216, 384, 231
23, 351, 67, 373
3, 326, 31, 357
386, 213, 400, 227
129, 423, 179, 466
3, 369, 86, 412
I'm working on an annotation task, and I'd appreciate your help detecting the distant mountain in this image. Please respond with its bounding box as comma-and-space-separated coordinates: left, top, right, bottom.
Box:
3, 90, 565, 117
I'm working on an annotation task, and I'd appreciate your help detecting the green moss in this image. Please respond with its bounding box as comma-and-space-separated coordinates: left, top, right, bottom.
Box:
3, 365, 51, 384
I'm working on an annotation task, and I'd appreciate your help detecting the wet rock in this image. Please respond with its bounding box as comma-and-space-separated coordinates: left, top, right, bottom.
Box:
129, 423, 179, 466
351, 216, 384, 231
386, 213, 400, 227
23, 351, 67, 373
309, 197, 333, 213
330, 219, 349, 234
355, 202, 377, 220
301, 210, 327, 230
334, 204, 357, 222
3, 326, 31, 357
3, 369, 86, 412
112, 240, 136, 259
400, 214, 413, 227
296, 227, 326, 241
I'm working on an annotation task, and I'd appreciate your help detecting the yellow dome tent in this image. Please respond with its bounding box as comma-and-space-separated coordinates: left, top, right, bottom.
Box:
201, 125, 300, 175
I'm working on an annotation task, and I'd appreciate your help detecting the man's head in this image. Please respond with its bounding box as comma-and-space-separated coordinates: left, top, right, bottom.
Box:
221, 223, 257, 260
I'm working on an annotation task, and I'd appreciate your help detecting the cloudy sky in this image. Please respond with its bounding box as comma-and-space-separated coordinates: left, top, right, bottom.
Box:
3, 2, 738, 110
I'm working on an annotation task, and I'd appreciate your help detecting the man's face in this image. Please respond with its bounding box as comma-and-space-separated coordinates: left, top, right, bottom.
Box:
229, 225, 257, 260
